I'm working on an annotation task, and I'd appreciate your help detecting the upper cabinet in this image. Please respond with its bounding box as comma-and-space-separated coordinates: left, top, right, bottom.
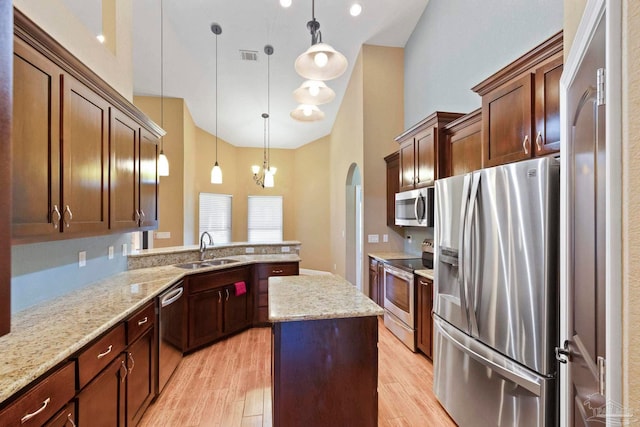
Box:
11, 9, 164, 244
472, 31, 563, 168
0, 0, 11, 337
443, 109, 483, 177
395, 112, 463, 192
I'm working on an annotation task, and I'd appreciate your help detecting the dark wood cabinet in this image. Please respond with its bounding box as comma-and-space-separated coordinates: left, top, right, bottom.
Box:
76, 354, 127, 427
0, 0, 11, 338
443, 109, 483, 177
473, 31, 563, 168
43, 401, 75, 427
0, 362, 75, 427
110, 112, 159, 232
187, 266, 252, 351
254, 262, 300, 325
396, 112, 463, 191
416, 276, 433, 359
368, 257, 385, 306
126, 302, 156, 427
384, 152, 399, 227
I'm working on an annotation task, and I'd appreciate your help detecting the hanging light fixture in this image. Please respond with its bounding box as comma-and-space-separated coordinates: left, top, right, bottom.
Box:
290, 104, 325, 121
252, 45, 276, 188
157, 0, 169, 177
293, 79, 335, 105
294, 0, 348, 81
210, 23, 223, 184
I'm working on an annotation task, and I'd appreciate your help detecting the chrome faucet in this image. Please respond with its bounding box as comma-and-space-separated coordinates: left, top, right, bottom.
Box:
199, 231, 214, 261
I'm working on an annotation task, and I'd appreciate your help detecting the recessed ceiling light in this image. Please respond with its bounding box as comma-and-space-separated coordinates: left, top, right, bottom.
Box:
280, 0, 292, 7
349, 3, 362, 17
96, 34, 106, 43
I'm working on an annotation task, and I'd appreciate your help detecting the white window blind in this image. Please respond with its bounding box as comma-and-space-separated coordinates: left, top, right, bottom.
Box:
248, 196, 283, 243
199, 193, 232, 244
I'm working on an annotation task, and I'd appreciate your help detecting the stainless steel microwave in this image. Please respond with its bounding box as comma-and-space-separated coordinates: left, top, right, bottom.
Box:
395, 187, 434, 227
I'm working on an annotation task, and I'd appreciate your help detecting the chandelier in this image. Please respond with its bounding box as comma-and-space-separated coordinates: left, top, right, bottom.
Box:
252, 45, 276, 188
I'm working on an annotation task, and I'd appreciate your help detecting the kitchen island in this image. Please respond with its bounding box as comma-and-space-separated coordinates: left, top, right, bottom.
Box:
269, 274, 384, 427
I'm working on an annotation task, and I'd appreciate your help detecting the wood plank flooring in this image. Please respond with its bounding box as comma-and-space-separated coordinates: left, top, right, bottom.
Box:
139, 318, 456, 426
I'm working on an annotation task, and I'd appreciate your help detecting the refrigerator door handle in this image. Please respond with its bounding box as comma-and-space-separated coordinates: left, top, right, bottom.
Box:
458, 174, 472, 332
434, 317, 542, 396
464, 173, 481, 336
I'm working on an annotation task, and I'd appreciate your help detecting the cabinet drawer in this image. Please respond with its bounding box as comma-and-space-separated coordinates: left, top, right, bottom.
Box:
0, 362, 75, 427
77, 323, 126, 389
189, 267, 250, 294
258, 293, 269, 308
127, 301, 155, 344
256, 263, 299, 278
43, 401, 75, 427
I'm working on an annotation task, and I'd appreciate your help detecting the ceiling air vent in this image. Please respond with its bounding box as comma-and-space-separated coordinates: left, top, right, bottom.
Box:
240, 50, 258, 61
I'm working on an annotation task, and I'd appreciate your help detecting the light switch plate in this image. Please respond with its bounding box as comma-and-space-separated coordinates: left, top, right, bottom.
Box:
383, 234, 389, 243
122, 243, 127, 256
108, 246, 114, 260
79, 251, 86, 267
368, 234, 379, 243
155, 231, 171, 239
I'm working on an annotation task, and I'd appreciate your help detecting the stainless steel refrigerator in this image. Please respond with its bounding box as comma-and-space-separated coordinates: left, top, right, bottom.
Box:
433, 156, 560, 426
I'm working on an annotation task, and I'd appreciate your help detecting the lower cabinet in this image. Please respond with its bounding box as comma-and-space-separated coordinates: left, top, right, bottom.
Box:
77, 354, 127, 427
186, 266, 252, 351
254, 263, 300, 324
416, 276, 433, 358
368, 257, 384, 307
43, 401, 75, 427
126, 302, 156, 427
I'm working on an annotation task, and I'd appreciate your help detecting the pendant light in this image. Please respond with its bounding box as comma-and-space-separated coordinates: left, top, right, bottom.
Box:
252, 45, 276, 188
210, 23, 223, 184
290, 104, 325, 121
294, 0, 348, 81
157, 0, 169, 176
293, 79, 335, 105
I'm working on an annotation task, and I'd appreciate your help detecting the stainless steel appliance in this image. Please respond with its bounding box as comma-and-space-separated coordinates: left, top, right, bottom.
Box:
383, 250, 434, 352
394, 187, 434, 227
157, 280, 185, 393
433, 157, 560, 426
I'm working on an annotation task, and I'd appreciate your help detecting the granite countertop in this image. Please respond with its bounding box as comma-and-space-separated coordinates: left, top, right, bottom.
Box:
415, 269, 435, 280
268, 274, 384, 322
368, 252, 420, 262
0, 253, 300, 406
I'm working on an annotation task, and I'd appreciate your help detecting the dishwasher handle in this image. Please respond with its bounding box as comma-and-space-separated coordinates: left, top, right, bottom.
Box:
161, 286, 184, 307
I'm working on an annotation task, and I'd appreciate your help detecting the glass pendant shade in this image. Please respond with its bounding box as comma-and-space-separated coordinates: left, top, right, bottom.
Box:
158, 150, 169, 176
252, 165, 261, 174
211, 161, 223, 184
294, 42, 348, 81
293, 80, 335, 105
264, 169, 275, 188
290, 104, 325, 122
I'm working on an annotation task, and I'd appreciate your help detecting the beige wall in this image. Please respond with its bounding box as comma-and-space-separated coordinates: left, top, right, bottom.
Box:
14, 0, 134, 100
183, 103, 197, 245
624, 0, 640, 416
563, 0, 588, 62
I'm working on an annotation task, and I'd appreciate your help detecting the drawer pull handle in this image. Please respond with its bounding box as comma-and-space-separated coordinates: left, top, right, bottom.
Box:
21, 397, 50, 423
52, 205, 61, 229
139, 209, 146, 226
218, 291, 222, 303
273, 269, 283, 274
97, 344, 113, 359
67, 412, 76, 427
120, 360, 128, 382
225, 288, 230, 301
522, 135, 530, 155
62, 205, 73, 228
137, 317, 148, 326
535, 131, 543, 151
419, 280, 429, 286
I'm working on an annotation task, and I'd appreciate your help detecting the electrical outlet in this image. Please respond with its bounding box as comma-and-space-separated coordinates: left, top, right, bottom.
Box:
108, 246, 114, 260
79, 251, 86, 268
383, 234, 389, 243
281, 246, 290, 253
122, 243, 127, 256
245, 247, 255, 254
155, 231, 171, 239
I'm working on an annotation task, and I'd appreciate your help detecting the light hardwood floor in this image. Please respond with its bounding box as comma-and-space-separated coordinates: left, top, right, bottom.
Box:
139, 318, 456, 427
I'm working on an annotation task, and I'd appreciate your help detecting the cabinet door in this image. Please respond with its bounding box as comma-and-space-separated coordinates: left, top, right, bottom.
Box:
188, 290, 223, 349
449, 120, 482, 177
139, 128, 159, 230
43, 401, 75, 427
110, 109, 139, 231
223, 285, 250, 335
384, 152, 399, 227
416, 277, 433, 358
368, 259, 379, 305
127, 328, 155, 427
398, 140, 415, 192
61, 75, 110, 234
534, 57, 563, 156
12, 39, 62, 238
77, 354, 126, 427
415, 128, 435, 187
482, 73, 534, 167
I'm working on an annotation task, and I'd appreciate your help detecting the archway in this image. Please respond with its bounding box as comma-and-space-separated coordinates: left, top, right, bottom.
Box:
345, 163, 363, 290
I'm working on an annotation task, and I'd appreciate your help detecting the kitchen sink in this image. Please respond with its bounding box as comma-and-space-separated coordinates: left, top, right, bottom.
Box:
204, 258, 240, 266
174, 258, 240, 269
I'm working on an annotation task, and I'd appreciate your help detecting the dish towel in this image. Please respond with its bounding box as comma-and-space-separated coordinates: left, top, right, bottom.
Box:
234, 281, 246, 296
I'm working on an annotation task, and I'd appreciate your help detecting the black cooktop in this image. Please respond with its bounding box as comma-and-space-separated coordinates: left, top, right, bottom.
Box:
387, 257, 432, 272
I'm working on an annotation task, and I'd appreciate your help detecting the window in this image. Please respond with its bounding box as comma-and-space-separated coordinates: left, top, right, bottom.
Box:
199, 193, 232, 244
248, 196, 283, 243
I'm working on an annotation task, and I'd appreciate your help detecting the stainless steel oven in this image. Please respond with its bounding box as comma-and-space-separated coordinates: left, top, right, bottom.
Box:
383, 264, 416, 351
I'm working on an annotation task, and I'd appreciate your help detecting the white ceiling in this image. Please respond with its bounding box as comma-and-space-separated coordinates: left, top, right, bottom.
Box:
132, 0, 429, 149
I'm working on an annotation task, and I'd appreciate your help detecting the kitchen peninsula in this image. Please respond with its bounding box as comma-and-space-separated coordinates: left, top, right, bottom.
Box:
269, 275, 384, 427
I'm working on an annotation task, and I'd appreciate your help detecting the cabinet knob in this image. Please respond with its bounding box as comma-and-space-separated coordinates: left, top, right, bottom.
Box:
522, 135, 530, 155
535, 131, 543, 151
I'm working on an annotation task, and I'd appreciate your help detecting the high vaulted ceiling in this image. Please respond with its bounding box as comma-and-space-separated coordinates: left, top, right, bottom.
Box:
131, 0, 429, 149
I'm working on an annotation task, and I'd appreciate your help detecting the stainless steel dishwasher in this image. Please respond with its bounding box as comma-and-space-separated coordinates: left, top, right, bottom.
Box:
157, 280, 185, 393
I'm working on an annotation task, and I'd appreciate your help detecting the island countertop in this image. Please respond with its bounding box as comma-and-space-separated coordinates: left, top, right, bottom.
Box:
268, 274, 383, 322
